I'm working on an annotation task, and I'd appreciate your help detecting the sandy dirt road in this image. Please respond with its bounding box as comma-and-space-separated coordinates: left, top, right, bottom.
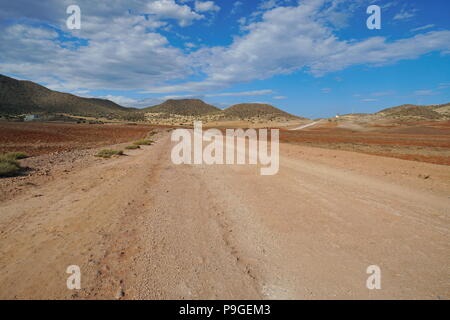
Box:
0, 131, 449, 299
289, 120, 322, 130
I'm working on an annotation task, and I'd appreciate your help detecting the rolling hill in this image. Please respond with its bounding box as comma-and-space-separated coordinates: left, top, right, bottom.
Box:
142, 101, 304, 125
142, 99, 221, 116
222, 103, 303, 121
0, 74, 139, 119
376, 103, 450, 120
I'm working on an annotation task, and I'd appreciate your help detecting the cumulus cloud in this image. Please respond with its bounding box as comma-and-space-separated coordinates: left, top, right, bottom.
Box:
0, 17, 191, 91
0, 0, 203, 27
194, 1, 220, 13
147, 0, 450, 93
146, 0, 204, 26
1, 0, 450, 98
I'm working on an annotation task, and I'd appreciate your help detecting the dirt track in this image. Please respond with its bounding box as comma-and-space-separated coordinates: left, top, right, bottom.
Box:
0, 131, 449, 299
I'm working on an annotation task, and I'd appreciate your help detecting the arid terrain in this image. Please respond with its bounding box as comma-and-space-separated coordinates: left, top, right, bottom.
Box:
0, 122, 156, 156
0, 120, 449, 299
281, 119, 450, 165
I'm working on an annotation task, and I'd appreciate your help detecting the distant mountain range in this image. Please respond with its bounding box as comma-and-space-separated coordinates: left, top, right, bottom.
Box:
1, 74, 448, 122
0, 75, 301, 122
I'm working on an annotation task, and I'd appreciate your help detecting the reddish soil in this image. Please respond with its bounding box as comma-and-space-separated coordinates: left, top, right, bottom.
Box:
0, 122, 158, 156
280, 121, 450, 166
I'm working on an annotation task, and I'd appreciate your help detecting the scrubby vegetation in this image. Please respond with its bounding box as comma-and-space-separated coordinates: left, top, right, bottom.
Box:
125, 145, 140, 150
223, 103, 300, 120
3, 152, 29, 160
133, 139, 154, 146
95, 149, 124, 158
0, 152, 28, 177
0, 156, 21, 177
143, 99, 220, 116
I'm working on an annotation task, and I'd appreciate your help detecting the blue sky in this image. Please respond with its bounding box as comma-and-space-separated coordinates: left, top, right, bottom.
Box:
1, 0, 449, 118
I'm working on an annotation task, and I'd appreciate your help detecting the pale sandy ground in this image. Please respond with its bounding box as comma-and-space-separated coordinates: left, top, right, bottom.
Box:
0, 131, 449, 300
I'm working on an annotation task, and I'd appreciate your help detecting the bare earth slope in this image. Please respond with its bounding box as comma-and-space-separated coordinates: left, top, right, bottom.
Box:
0, 131, 449, 299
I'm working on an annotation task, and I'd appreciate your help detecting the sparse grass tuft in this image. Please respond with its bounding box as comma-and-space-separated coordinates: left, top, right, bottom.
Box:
0, 157, 21, 177
125, 145, 140, 150
133, 139, 154, 146
3, 152, 29, 160
95, 149, 124, 158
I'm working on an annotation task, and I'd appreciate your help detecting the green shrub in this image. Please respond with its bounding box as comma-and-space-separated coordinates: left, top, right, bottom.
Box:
0, 157, 21, 177
95, 149, 124, 158
3, 152, 29, 160
125, 145, 140, 150
133, 139, 154, 146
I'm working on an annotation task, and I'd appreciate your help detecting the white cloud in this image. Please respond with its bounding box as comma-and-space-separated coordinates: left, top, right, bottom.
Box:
372, 90, 395, 96
146, 0, 204, 26
410, 24, 435, 32
259, 0, 280, 10
101, 95, 139, 106
194, 1, 220, 13
393, 9, 416, 20
273, 95, 286, 100
361, 98, 378, 102
237, 17, 247, 26
414, 90, 435, 96
1, 0, 450, 99
380, 1, 397, 10
0, 17, 192, 91
353, 90, 395, 99
147, 0, 450, 93
205, 89, 274, 97
231, 1, 243, 15
321, 88, 331, 94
